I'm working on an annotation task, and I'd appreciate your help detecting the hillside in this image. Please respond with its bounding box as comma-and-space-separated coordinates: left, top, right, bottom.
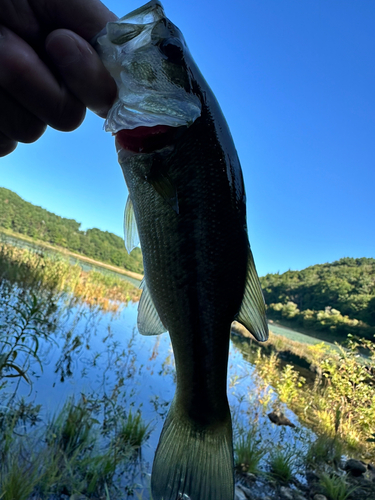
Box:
0, 187, 143, 274
260, 258, 375, 340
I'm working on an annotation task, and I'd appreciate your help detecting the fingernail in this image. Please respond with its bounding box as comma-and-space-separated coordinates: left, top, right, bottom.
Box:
46, 34, 81, 67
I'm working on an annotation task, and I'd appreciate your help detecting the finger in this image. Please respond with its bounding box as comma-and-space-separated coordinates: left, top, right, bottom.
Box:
0, 25, 86, 131
0, 0, 41, 43
0, 87, 47, 143
30, 0, 118, 41
0, 131, 17, 158
46, 30, 117, 118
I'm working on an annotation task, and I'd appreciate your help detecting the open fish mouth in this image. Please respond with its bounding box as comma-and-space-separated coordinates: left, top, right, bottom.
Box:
94, 0, 202, 134
115, 124, 186, 153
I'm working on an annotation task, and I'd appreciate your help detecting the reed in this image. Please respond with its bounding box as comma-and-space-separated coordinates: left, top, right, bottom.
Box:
0, 242, 141, 311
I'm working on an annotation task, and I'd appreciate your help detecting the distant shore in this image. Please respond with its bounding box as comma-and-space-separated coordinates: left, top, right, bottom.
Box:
0, 228, 144, 282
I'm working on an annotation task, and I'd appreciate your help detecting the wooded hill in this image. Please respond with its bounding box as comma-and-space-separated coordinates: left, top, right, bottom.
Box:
1, 187, 374, 340
260, 258, 375, 340
0, 187, 143, 274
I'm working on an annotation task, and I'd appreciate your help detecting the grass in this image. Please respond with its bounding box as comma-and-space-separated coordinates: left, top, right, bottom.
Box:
268, 447, 297, 482
0, 241, 150, 498
305, 435, 344, 468
0, 396, 151, 499
237, 332, 375, 461
117, 409, 151, 450
0, 458, 41, 500
234, 427, 266, 474
319, 472, 358, 500
0, 242, 141, 311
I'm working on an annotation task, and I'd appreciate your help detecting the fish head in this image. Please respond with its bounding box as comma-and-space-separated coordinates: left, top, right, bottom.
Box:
94, 0, 202, 145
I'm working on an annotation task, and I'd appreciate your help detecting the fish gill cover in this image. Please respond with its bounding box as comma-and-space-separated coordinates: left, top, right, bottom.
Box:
94, 0, 201, 132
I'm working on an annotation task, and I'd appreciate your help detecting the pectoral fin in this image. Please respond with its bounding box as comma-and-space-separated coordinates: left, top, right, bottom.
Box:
138, 279, 167, 336
236, 247, 269, 342
124, 195, 140, 253
148, 172, 179, 213
146, 154, 179, 213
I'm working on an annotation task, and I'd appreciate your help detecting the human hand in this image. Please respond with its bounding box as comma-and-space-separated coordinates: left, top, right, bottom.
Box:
0, 0, 118, 157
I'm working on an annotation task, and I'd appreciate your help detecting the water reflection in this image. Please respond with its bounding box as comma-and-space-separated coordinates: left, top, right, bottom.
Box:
0, 281, 313, 498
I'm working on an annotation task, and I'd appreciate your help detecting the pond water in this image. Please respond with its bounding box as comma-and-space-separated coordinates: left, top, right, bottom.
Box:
0, 278, 316, 498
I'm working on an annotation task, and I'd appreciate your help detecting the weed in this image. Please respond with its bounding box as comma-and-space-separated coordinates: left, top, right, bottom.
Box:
305, 435, 343, 468
117, 409, 151, 450
319, 472, 358, 500
268, 446, 297, 482
0, 457, 40, 500
0, 242, 141, 312
247, 331, 375, 460
0, 282, 58, 385
234, 427, 266, 474
47, 397, 97, 457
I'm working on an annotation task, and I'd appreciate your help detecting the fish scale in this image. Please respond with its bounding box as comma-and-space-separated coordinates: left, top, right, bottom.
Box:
94, 1, 268, 498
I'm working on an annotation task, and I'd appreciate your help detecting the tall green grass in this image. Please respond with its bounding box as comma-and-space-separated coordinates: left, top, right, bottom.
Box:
0, 242, 141, 311
0, 396, 151, 499
252, 335, 375, 460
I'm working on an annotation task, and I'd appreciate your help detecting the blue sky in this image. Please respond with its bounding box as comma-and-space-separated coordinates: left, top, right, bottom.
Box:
1, 0, 374, 277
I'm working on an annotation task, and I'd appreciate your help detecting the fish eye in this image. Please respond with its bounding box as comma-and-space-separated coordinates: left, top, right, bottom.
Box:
159, 38, 184, 64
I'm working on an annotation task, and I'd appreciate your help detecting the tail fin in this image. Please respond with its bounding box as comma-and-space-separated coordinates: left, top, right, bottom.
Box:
151, 400, 234, 500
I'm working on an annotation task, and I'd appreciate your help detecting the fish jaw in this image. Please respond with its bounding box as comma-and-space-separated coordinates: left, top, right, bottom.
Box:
93, 1, 202, 133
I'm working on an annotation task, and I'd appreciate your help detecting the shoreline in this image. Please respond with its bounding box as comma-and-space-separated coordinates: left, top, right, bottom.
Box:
0, 228, 144, 282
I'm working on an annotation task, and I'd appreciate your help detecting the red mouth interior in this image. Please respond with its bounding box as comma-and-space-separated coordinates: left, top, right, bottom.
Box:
116, 125, 178, 153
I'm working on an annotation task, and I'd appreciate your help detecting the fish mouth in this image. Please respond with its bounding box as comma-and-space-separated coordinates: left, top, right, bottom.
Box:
94, 0, 202, 134
115, 125, 185, 153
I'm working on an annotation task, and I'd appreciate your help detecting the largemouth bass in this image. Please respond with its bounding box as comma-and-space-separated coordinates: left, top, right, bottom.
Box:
94, 2, 268, 498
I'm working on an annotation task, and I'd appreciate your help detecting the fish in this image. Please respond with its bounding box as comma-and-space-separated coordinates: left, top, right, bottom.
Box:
93, 1, 268, 499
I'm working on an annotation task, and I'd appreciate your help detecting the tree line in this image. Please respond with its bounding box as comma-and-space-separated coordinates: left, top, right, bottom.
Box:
260, 257, 375, 340
0, 187, 143, 274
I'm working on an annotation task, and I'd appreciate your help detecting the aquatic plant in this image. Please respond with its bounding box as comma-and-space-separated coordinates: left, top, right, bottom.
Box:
0, 281, 58, 386
117, 409, 151, 450
0, 394, 152, 500
234, 426, 266, 474
0, 242, 141, 311
0, 456, 41, 500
